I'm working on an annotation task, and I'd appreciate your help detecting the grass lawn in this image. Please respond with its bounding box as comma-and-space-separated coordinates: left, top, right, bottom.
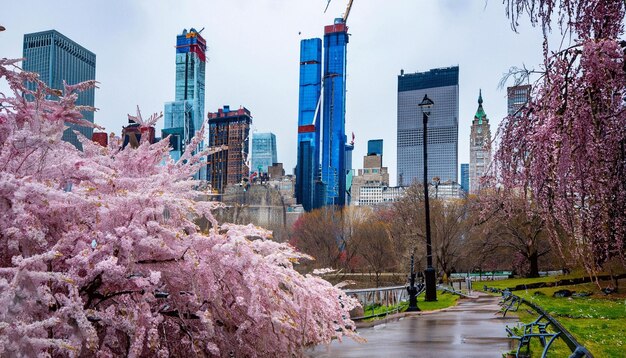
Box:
415, 290, 460, 311
480, 278, 626, 357
477, 272, 590, 291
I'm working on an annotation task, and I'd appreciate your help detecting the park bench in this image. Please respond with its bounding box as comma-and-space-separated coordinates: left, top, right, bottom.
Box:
483, 285, 594, 358
499, 289, 522, 317
505, 314, 561, 358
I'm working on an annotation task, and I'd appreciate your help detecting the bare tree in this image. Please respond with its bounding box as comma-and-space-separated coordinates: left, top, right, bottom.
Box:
290, 208, 342, 269
430, 198, 470, 277
354, 218, 396, 287
474, 190, 552, 278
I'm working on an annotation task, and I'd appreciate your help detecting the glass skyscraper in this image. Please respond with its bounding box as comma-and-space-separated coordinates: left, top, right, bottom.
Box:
251, 132, 277, 174
295, 38, 322, 211
397, 67, 459, 186
163, 28, 206, 177
22, 30, 96, 150
460, 163, 469, 193
321, 19, 349, 206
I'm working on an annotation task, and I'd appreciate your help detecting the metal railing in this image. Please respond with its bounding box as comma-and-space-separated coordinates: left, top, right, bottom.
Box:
344, 285, 415, 320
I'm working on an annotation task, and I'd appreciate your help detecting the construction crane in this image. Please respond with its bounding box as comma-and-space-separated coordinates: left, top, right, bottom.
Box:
324, 0, 354, 23
342, 0, 354, 23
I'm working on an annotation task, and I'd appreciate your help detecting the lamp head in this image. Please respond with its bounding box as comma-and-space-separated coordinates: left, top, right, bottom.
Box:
419, 94, 434, 116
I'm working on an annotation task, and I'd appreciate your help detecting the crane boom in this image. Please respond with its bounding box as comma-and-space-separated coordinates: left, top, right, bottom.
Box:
342, 0, 354, 23
324, 0, 354, 24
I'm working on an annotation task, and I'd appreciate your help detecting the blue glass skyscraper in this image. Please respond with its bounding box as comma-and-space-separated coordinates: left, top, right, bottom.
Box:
163, 28, 206, 178
321, 19, 349, 206
251, 132, 277, 174
23, 30, 96, 150
295, 38, 322, 211
460, 163, 469, 193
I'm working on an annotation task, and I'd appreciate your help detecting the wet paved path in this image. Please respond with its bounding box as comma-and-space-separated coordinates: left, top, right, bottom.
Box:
308, 292, 519, 358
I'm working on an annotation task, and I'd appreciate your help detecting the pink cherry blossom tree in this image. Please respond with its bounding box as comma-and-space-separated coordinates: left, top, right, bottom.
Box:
496, 1, 626, 281
0, 59, 358, 357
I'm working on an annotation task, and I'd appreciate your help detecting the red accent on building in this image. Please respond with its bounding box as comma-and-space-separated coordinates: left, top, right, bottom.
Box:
208, 107, 251, 119
298, 125, 316, 133
92, 132, 108, 147
140, 126, 156, 144
190, 44, 206, 62
324, 23, 347, 34
195, 33, 206, 47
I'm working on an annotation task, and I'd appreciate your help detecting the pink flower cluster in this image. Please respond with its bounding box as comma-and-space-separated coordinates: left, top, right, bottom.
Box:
0, 59, 358, 357
497, 1, 626, 277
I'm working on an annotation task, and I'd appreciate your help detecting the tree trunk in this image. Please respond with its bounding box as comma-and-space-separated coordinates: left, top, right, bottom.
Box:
527, 251, 540, 278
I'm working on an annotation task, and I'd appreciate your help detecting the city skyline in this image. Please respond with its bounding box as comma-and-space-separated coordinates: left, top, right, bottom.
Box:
0, 1, 551, 185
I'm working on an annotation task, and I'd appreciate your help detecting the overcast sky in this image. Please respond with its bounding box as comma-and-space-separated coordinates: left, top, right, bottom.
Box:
0, 0, 549, 185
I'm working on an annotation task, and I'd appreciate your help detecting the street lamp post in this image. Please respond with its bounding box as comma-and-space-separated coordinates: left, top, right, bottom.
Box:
406, 254, 420, 311
419, 94, 437, 302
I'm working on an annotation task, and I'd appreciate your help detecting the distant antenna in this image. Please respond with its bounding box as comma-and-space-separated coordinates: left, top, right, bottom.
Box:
198, 27, 205, 34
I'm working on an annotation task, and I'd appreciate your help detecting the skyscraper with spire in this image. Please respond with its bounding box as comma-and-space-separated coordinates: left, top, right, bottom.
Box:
469, 90, 492, 193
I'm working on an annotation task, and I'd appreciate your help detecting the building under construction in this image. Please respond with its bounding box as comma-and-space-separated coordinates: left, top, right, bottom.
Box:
321, 19, 349, 206
207, 106, 252, 193
295, 1, 354, 210
163, 27, 206, 179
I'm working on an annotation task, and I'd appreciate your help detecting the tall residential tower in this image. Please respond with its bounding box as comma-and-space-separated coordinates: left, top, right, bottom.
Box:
397, 67, 459, 186
321, 19, 349, 206
295, 38, 322, 211
23, 30, 96, 150
163, 28, 206, 166
207, 106, 252, 193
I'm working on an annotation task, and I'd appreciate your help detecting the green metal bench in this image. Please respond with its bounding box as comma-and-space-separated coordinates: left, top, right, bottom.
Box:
483, 285, 594, 358
506, 314, 561, 358
499, 290, 522, 317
